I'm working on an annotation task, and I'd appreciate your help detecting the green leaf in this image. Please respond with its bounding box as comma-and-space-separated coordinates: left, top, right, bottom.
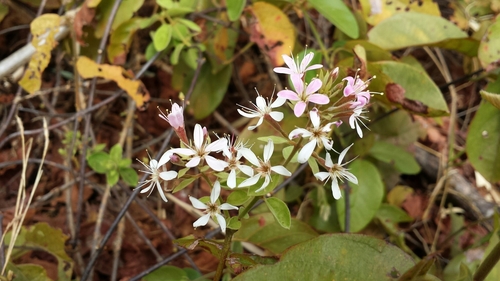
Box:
170, 43, 185, 65
119, 167, 138, 186
95, 0, 144, 38
257, 136, 289, 144
156, 0, 173, 9
87, 151, 112, 173
265, 197, 291, 229
369, 141, 421, 174
107, 18, 143, 65
177, 18, 201, 32
172, 177, 197, 193
5, 263, 52, 281
233, 213, 318, 254
370, 110, 421, 147
172, 21, 191, 44
371, 61, 449, 116
233, 234, 415, 280
181, 47, 198, 70
308, 0, 359, 39
478, 16, 500, 68
399, 255, 436, 280
153, 23, 173, 51
483, 230, 500, 281
227, 190, 251, 206
107, 169, 120, 186
118, 158, 132, 168
282, 146, 298, 163
109, 144, 122, 162
480, 90, 500, 110
185, 62, 232, 119
443, 254, 476, 281
466, 101, 500, 182
337, 159, 384, 232
376, 204, 413, 224
307, 156, 319, 175
227, 0, 245, 21
368, 12, 467, 50
174, 235, 223, 258
227, 217, 242, 230
143, 265, 189, 281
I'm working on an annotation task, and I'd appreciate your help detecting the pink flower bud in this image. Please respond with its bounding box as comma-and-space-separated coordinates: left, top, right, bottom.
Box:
167, 103, 184, 129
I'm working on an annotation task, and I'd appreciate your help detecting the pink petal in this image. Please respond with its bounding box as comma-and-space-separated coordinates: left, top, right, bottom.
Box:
282, 54, 297, 72
294, 101, 307, 117
273, 67, 294, 75
306, 79, 322, 95
300, 53, 314, 72
308, 94, 329, 105
304, 64, 323, 72
277, 90, 300, 101
291, 74, 304, 94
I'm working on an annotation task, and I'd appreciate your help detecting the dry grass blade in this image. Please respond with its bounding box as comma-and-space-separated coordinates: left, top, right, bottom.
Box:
0, 116, 49, 274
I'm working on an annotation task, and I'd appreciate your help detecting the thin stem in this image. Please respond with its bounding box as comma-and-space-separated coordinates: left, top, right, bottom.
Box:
473, 238, 500, 281
213, 229, 235, 281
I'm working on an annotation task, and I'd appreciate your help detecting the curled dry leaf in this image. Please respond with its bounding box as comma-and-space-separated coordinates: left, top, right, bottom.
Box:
74, 0, 99, 45
76, 56, 150, 110
248, 2, 295, 66
19, 14, 61, 94
386, 83, 429, 114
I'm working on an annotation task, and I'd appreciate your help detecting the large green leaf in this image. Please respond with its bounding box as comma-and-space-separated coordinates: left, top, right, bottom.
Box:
308, 0, 359, 38
478, 16, 500, 68
227, 0, 245, 21
5, 263, 52, 281
466, 101, 500, 183
337, 160, 384, 232
371, 61, 449, 116
369, 141, 421, 174
265, 197, 291, 229
233, 213, 318, 254
233, 234, 415, 280
368, 12, 467, 50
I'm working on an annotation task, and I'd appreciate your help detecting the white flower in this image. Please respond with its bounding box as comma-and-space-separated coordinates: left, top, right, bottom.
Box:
189, 181, 238, 233
273, 52, 323, 78
239, 140, 291, 192
288, 108, 334, 163
314, 144, 358, 200
222, 138, 255, 188
237, 93, 286, 130
136, 153, 178, 202
168, 124, 229, 171
349, 106, 369, 138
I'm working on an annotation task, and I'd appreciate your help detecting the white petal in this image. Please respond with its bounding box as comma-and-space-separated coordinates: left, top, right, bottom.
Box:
248, 117, 264, 130
193, 214, 211, 228
159, 171, 177, 181
314, 172, 330, 181
324, 152, 333, 168
185, 156, 201, 168
158, 151, 172, 166
269, 111, 284, 122
255, 96, 267, 110
193, 124, 204, 149
255, 176, 270, 192
140, 183, 153, 193
220, 203, 239, 210
356, 123, 363, 138
240, 148, 259, 166
239, 174, 260, 187
344, 171, 358, 184
271, 165, 292, 176
263, 140, 274, 162
298, 139, 317, 163
237, 109, 259, 118
309, 108, 320, 128
339, 143, 354, 164
321, 137, 333, 151
331, 179, 342, 200
238, 165, 254, 177
271, 96, 287, 108
227, 169, 237, 188
215, 213, 227, 233
206, 138, 228, 152
289, 128, 310, 139
211, 181, 221, 203
189, 196, 208, 210
205, 156, 229, 171
157, 187, 168, 202
169, 148, 196, 156
149, 159, 159, 170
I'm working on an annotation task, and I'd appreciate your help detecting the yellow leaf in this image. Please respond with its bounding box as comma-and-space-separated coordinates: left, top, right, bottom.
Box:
359, 0, 440, 26
249, 2, 295, 66
76, 56, 150, 109
19, 14, 60, 94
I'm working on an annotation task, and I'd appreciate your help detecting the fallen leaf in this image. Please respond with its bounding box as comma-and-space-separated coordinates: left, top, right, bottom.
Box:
19, 14, 61, 94
248, 2, 295, 66
76, 56, 150, 110
74, 0, 97, 45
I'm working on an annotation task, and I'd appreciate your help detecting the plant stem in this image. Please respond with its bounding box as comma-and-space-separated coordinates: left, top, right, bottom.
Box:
473, 237, 500, 281
213, 229, 235, 281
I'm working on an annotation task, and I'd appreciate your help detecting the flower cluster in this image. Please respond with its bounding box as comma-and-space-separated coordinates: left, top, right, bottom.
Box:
137, 51, 376, 232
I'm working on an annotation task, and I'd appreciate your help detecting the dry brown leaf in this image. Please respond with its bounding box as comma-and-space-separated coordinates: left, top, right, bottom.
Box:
76, 56, 150, 110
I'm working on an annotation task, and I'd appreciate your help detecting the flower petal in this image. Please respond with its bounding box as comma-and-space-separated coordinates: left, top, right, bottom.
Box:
263, 140, 274, 162
157, 186, 169, 202
271, 96, 287, 108
300, 53, 314, 72
331, 179, 342, 200
309, 108, 320, 128
294, 101, 307, 117
282, 54, 297, 72
220, 203, 239, 210
215, 213, 227, 233
211, 181, 221, 203
206, 138, 228, 152
185, 156, 201, 168
277, 90, 300, 101
238, 164, 254, 177
288, 128, 309, 139
227, 169, 237, 188
169, 148, 196, 156
248, 117, 264, 130
255, 96, 267, 110
269, 111, 284, 122
324, 152, 333, 168
193, 214, 211, 228
189, 196, 208, 210
255, 175, 271, 192
159, 170, 178, 181
339, 143, 354, 164
239, 174, 260, 187
271, 165, 291, 176
273, 67, 294, 75
308, 94, 329, 105
193, 124, 204, 149
304, 64, 323, 72
291, 75, 304, 94
298, 139, 317, 163
240, 148, 259, 166
158, 151, 172, 166
205, 156, 228, 172
306, 78, 322, 94
237, 109, 259, 118
314, 171, 330, 181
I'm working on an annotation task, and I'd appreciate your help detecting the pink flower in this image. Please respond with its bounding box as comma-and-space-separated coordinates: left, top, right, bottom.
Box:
273, 52, 323, 78
277, 77, 329, 117
159, 103, 184, 129
343, 76, 371, 108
